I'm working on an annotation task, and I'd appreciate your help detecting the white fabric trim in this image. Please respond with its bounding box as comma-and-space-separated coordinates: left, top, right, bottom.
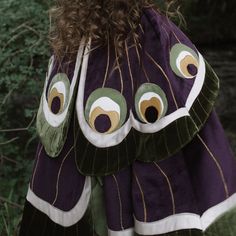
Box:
185, 53, 206, 110
108, 228, 134, 236
134, 192, 236, 235
135, 213, 201, 235
131, 107, 189, 133
76, 42, 206, 147
89, 97, 121, 116
26, 177, 91, 227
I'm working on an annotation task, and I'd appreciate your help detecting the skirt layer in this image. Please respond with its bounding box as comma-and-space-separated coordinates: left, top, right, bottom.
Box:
19, 111, 236, 236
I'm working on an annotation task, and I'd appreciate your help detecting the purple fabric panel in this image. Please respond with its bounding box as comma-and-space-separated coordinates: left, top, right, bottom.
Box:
84, 42, 135, 117
30, 114, 85, 211
83, 44, 109, 105
119, 36, 141, 107
132, 155, 199, 222
138, 12, 181, 114
140, 8, 197, 110
103, 166, 134, 231
183, 110, 236, 214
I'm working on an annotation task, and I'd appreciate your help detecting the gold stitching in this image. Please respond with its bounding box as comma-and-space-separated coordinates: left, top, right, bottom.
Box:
197, 134, 229, 199
125, 40, 134, 95
112, 175, 124, 230
134, 171, 147, 222
31, 144, 44, 191
154, 162, 176, 214
145, 51, 179, 109
102, 35, 110, 88
52, 145, 75, 205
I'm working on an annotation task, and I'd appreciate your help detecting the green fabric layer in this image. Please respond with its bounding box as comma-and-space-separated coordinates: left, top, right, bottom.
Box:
75, 125, 137, 176
205, 205, 236, 236
78, 177, 108, 236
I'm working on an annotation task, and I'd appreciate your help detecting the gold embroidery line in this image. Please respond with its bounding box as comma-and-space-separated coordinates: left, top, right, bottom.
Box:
112, 175, 124, 230
125, 40, 134, 95
134, 171, 147, 222
31, 144, 44, 191
200, 91, 214, 106
191, 107, 203, 125
161, 25, 169, 40
196, 98, 208, 116
132, 34, 141, 65
145, 51, 179, 109
139, 24, 145, 34
171, 28, 181, 43
141, 63, 151, 83
161, 25, 171, 52
114, 42, 124, 94
102, 36, 110, 88
154, 162, 176, 214
52, 145, 75, 205
197, 134, 229, 199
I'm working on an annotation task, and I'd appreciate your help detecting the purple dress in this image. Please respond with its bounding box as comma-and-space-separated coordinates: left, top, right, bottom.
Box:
19, 7, 236, 236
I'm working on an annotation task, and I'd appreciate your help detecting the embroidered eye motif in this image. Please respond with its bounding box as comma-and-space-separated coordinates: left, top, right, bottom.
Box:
135, 83, 168, 123
85, 88, 127, 134
170, 43, 199, 79
47, 74, 70, 115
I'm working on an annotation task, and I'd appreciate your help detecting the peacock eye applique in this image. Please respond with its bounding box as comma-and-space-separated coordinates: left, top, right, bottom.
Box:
47, 73, 70, 115
170, 43, 199, 79
36, 72, 75, 157
135, 83, 168, 123
37, 71, 78, 157
84, 88, 127, 134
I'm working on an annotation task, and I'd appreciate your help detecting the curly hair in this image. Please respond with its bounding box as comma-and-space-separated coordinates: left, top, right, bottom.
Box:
49, 0, 179, 60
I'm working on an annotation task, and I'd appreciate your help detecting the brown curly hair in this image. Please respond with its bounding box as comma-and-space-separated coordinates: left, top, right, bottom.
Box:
49, 0, 179, 60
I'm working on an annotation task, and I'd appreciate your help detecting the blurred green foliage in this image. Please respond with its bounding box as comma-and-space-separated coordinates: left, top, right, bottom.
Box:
0, 0, 50, 235
0, 0, 235, 235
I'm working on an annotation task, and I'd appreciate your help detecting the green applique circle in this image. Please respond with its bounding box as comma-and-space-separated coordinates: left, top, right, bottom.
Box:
170, 43, 199, 79
135, 83, 168, 123
47, 73, 70, 115
36, 72, 77, 157
84, 88, 127, 134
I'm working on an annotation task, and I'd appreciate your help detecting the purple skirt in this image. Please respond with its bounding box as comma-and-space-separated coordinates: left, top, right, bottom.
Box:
19, 110, 236, 236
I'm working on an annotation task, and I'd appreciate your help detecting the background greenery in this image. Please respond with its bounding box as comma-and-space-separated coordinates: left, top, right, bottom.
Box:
0, 0, 235, 235
0, 0, 51, 234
